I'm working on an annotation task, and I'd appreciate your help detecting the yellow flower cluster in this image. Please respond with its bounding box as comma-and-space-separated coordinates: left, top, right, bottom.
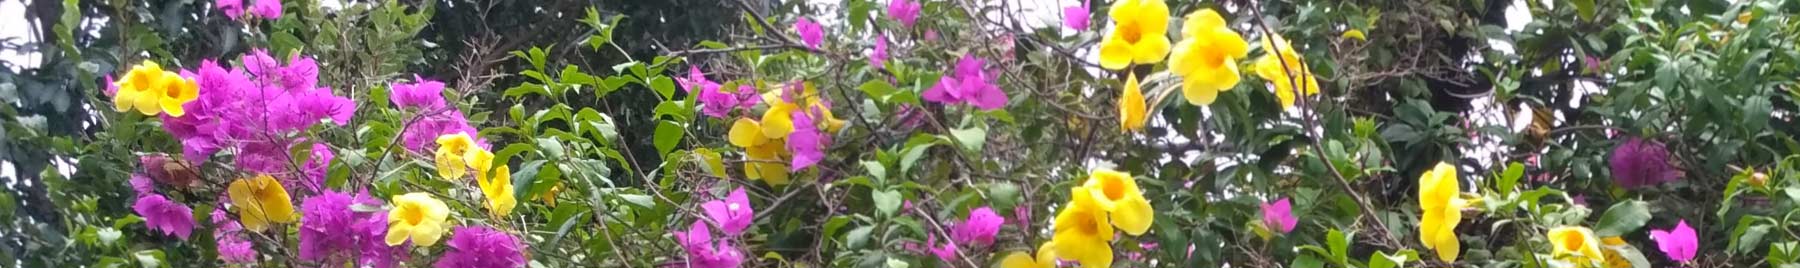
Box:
113, 60, 200, 117
227, 174, 297, 232
1097, 7, 1332, 133
1418, 162, 1467, 262
727, 82, 845, 186
435, 133, 516, 218
1049, 169, 1154, 268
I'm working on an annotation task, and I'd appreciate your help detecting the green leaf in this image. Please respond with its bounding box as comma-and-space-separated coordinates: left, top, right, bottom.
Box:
873, 189, 903, 216
1327, 229, 1352, 265
653, 121, 685, 155
1498, 162, 1524, 196
845, 226, 875, 249
1369, 250, 1418, 268
949, 127, 987, 152
617, 194, 656, 208
986, 182, 1021, 211
898, 138, 936, 174
858, 80, 897, 101
885, 258, 910, 268
649, 76, 678, 100
1572, 0, 1596, 21
1594, 200, 1651, 236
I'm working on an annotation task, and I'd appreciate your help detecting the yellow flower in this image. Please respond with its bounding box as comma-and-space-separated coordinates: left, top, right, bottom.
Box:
1600, 237, 1633, 268
1097, 0, 1171, 70
1118, 74, 1147, 132
112, 60, 200, 116
1253, 34, 1321, 110
1418, 162, 1466, 262
1081, 169, 1154, 235
1168, 9, 1249, 105
386, 192, 451, 246
1054, 187, 1115, 268
760, 102, 798, 139
999, 242, 1058, 268
465, 147, 495, 175
226, 174, 297, 232
540, 182, 563, 207
477, 164, 517, 218
744, 140, 791, 186
729, 118, 792, 186
435, 133, 477, 180
1341, 29, 1367, 41
1548, 226, 1605, 267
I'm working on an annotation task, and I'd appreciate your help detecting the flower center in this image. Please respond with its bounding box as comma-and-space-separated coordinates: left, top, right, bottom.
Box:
399, 204, 426, 225
1119, 21, 1143, 43
1100, 178, 1128, 201
728, 203, 741, 212
1560, 233, 1585, 252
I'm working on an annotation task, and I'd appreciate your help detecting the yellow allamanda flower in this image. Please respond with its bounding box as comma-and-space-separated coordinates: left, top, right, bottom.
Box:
1253, 34, 1321, 110
435, 133, 478, 180
1118, 73, 1147, 133
1548, 226, 1606, 267
999, 242, 1058, 268
477, 164, 517, 218
1053, 187, 1116, 268
728, 118, 791, 185
1418, 162, 1467, 262
226, 174, 297, 232
1600, 237, 1634, 268
386, 192, 451, 246
112, 60, 199, 116
539, 182, 563, 207
1097, 0, 1171, 70
1080, 169, 1154, 235
464, 147, 515, 218
1168, 9, 1249, 105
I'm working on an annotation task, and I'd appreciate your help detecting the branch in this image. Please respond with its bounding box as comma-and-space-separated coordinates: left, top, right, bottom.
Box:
1247, 0, 1405, 249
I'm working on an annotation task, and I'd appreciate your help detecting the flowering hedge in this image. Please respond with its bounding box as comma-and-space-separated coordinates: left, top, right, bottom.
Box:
3, 0, 1799, 268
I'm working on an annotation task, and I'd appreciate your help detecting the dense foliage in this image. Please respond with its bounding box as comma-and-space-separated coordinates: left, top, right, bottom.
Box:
2, 0, 1799, 267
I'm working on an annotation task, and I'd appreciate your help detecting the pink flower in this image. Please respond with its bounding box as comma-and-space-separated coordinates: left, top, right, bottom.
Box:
129, 174, 154, 195
923, 55, 1007, 110
870, 35, 889, 69
951, 207, 1003, 246
1610, 137, 1681, 189
787, 107, 825, 171
1650, 219, 1699, 263
103, 74, 118, 97
928, 237, 959, 263
674, 222, 744, 268
211, 209, 259, 264
217, 0, 245, 20
217, 235, 257, 263
435, 227, 527, 268
390, 75, 447, 110
251, 0, 281, 19
887, 0, 921, 27
133, 194, 195, 240
1260, 197, 1297, 233
1063, 0, 1090, 30
701, 187, 755, 235
795, 18, 825, 50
